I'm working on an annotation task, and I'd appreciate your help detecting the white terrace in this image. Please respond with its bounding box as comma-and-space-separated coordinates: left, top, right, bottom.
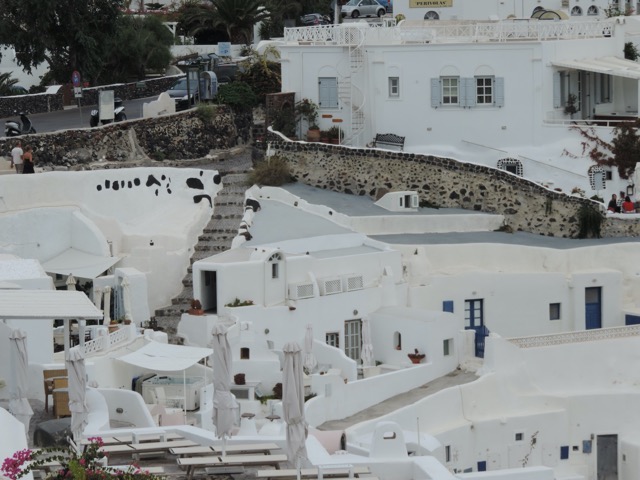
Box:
282, 19, 615, 45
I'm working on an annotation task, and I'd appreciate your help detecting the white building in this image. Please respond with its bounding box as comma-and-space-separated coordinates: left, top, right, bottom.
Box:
277, 17, 640, 198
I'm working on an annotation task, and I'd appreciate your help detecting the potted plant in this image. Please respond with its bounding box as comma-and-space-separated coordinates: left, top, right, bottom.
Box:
407, 348, 426, 364
295, 98, 320, 141
234, 373, 246, 385
326, 125, 343, 144
564, 93, 578, 118
188, 298, 205, 315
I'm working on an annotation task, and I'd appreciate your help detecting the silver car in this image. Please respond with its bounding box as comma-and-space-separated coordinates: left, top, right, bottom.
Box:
341, 0, 386, 18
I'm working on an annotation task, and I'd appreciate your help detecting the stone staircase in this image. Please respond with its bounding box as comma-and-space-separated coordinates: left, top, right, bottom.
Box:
152, 171, 249, 338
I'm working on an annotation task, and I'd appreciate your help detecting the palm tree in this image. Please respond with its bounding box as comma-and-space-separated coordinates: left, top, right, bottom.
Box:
0, 73, 19, 96
180, 0, 274, 45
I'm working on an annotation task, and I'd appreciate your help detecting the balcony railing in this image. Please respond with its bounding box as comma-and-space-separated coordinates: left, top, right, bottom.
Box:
509, 325, 640, 349
284, 20, 615, 46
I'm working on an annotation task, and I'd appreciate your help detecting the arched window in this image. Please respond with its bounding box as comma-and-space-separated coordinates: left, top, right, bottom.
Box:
571, 6, 583, 15
587, 5, 599, 15
268, 252, 282, 279
394, 331, 402, 350
424, 11, 439, 19
497, 158, 524, 177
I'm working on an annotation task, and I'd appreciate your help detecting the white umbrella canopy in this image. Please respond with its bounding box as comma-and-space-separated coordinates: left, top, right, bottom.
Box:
283, 341, 308, 470
102, 286, 112, 323
360, 317, 374, 367
65, 274, 77, 291
303, 324, 317, 374
8, 329, 33, 435
211, 324, 238, 447
121, 277, 133, 322
66, 346, 88, 442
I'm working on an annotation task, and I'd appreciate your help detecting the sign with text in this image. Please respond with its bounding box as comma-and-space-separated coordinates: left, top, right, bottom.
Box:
218, 42, 231, 56
410, 0, 452, 6
73, 87, 83, 99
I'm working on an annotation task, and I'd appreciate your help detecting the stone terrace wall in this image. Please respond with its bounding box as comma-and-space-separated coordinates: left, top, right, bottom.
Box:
0, 93, 64, 118
272, 141, 640, 239
0, 106, 237, 167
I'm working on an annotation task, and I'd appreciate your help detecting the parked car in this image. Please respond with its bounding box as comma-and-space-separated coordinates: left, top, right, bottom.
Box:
376, 0, 392, 12
300, 13, 331, 26
166, 77, 200, 111
341, 0, 386, 18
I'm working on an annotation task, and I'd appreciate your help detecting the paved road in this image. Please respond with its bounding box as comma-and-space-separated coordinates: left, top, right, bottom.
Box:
1, 96, 159, 134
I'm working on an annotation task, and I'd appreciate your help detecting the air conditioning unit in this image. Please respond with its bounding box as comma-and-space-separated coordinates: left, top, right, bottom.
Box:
320, 277, 343, 296
344, 274, 364, 292
289, 282, 315, 300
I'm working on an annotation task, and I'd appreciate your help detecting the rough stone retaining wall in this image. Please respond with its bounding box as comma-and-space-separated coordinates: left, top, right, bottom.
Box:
0, 106, 237, 167
271, 141, 639, 239
0, 93, 64, 118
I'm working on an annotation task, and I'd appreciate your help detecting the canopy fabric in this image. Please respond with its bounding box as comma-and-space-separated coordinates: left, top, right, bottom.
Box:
303, 324, 317, 374
360, 317, 374, 368
117, 342, 213, 371
552, 56, 640, 80
42, 247, 120, 279
0, 290, 103, 320
66, 346, 88, 442
283, 341, 309, 469
211, 324, 238, 442
8, 329, 33, 434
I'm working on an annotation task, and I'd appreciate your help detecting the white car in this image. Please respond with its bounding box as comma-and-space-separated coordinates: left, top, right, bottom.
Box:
341, 0, 386, 18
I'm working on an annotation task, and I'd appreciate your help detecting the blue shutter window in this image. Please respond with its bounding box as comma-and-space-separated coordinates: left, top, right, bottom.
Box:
494, 77, 504, 107
560, 446, 569, 460
318, 77, 338, 109
477, 461, 487, 472
430, 78, 441, 108
443, 301, 454, 313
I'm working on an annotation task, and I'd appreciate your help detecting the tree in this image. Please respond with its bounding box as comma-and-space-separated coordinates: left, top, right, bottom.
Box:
571, 120, 640, 179
0, 72, 19, 96
100, 15, 174, 82
0, 0, 123, 85
179, 0, 273, 45
237, 46, 281, 104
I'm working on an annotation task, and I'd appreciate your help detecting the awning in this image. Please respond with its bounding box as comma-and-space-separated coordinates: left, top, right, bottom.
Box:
117, 342, 213, 371
42, 248, 121, 279
552, 56, 640, 80
0, 290, 103, 320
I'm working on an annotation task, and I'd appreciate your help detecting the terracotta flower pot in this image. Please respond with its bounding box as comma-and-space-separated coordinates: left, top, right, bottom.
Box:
307, 128, 321, 142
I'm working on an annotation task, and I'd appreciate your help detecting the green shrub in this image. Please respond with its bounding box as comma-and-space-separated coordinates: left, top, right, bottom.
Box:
217, 81, 258, 110
247, 155, 294, 186
577, 203, 604, 239
195, 103, 216, 123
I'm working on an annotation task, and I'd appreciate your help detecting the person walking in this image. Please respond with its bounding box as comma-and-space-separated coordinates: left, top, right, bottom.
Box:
10, 140, 23, 174
22, 145, 34, 174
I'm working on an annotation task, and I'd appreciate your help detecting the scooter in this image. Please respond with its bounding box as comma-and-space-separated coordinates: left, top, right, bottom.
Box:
90, 97, 127, 127
5, 112, 36, 136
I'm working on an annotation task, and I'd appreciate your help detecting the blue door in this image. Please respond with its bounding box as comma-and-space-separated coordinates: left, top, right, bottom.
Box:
585, 287, 602, 330
465, 299, 487, 357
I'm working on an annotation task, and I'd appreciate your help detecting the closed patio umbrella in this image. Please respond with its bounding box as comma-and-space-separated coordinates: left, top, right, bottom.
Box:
211, 324, 238, 454
303, 324, 317, 374
66, 346, 88, 442
360, 317, 374, 367
65, 274, 77, 291
283, 341, 308, 474
8, 329, 33, 434
121, 277, 133, 322
102, 286, 111, 324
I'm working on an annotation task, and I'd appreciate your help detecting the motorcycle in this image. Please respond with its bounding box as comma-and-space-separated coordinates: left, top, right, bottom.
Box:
90, 97, 127, 127
5, 112, 36, 136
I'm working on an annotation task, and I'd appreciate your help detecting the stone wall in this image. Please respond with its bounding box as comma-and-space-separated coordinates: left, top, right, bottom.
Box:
0, 106, 237, 167
0, 93, 64, 118
270, 141, 639, 239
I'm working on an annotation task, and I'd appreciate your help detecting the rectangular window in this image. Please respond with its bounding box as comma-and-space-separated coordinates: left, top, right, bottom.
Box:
515, 432, 524, 442
443, 300, 454, 313
549, 303, 561, 320
476, 76, 493, 104
445, 445, 451, 462
318, 77, 339, 109
443, 338, 453, 356
389, 77, 399, 97
464, 299, 484, 329
272, 263, 279, 279
441, 77, 459, 105
326, 332, 339, 348
344, 319, 362, 361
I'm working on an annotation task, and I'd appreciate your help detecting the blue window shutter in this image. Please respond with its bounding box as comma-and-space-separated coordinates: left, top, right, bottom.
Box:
431, 78, 441, 108
495, 77, 504, 107
477, 461, 487, 471
560, 446, 569, 460
553, 72, 561, 109
319, 77, 338, 108
463, 78, 475, 108
443, 301, 454, 313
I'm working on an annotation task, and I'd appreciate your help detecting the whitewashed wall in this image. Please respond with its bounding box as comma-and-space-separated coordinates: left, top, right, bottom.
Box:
392, 0, 564, 21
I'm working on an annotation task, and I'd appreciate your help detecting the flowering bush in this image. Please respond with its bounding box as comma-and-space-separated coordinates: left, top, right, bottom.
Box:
1, 438, 161, 480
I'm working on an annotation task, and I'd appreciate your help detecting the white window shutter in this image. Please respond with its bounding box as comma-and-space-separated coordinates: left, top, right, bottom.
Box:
495, 77, 504, 107
553, 72, 561, 109
431, 78, 441, 108
464, 78, 476, 108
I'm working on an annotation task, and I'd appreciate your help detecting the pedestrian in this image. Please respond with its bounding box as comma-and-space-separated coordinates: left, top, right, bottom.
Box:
10, 140, 23, 174
622, 195, 635, 213
22, 145, 34, 174
607, 194, 620, 213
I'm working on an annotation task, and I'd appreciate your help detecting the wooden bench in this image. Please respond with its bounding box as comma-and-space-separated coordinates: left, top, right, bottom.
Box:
100, 439, 197, 456
178, 453, 287, 480
256, 465, 372, 479
372, 133, 405, 151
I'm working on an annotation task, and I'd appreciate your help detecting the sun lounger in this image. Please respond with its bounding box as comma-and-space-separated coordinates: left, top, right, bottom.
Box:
111, 432, 184, 443
255, 465, 372, 479
100, 439, 197, 456
170, 442, 281, 457
178, 453, 287, 480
